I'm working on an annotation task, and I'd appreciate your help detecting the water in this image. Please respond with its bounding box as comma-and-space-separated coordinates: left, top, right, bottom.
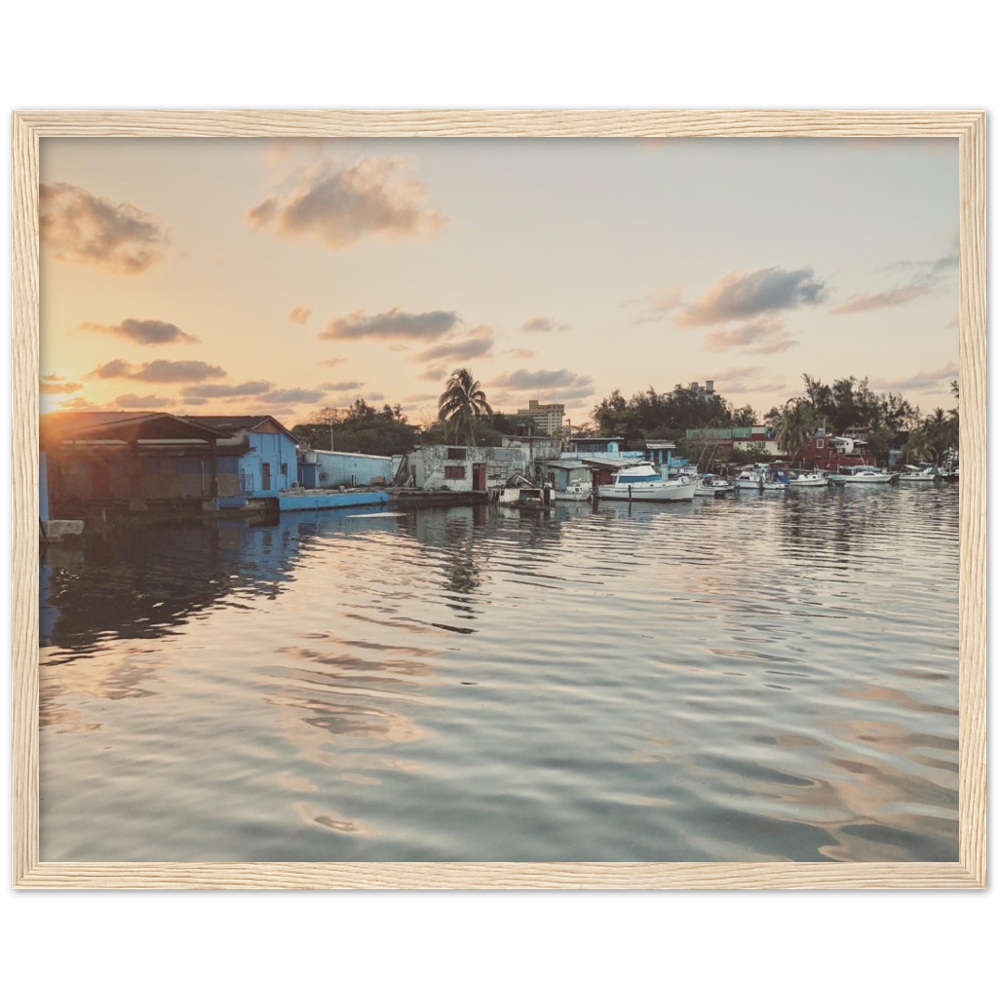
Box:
39, 485, 960, 862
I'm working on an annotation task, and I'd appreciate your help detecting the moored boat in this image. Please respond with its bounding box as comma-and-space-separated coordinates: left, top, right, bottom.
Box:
694, 474, 732, 497
842, 466, 896, 485
788, 471, 827, 487
896, 465, 938, 483
553, 482, 593, 501
598, 463, 696, 502
734, 469, 764, 490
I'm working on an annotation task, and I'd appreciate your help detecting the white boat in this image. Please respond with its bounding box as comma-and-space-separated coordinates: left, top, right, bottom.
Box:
761, 479, 789, 492
598, 463, 696, 502
694, 474, 732, 497
896, 465, 938, 483
734, 469, 765, 490
842, 466, 896, 485
788, 471, 827, 487
554, 482, 593, 501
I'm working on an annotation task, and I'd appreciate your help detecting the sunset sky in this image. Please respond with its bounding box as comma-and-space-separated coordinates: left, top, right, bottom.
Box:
39, 137, 959, 429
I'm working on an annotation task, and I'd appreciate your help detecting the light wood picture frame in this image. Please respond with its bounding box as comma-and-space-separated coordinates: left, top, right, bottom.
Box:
12, 110, 986, 889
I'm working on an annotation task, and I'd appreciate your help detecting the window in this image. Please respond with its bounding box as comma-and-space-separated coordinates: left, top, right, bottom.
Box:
817, 439, 825, 449
280, 462, 288, 476
447, 448, 466, 460
444, 466, 465, 480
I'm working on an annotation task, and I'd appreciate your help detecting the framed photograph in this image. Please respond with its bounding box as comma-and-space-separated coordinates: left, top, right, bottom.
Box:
12, 110, 986, 889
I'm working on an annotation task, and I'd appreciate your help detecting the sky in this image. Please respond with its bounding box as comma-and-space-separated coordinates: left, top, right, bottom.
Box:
38, 137, 960, 429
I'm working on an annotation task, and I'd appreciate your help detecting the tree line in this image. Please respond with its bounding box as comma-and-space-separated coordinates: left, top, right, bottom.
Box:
293, 369, 959, 467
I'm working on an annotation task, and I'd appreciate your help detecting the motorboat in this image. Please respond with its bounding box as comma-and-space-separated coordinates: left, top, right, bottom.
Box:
788, 471, 828, 487
842, 466, 896, 485
734, 469, 765, 490
896, 465, 938, 483
598, 462, 696, 502
553, 482, 593, 501
734, 467, 788, 492
694, 474, 732, 497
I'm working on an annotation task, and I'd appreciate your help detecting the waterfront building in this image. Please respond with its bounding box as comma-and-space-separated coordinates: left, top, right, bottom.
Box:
684, 425, 779, 455
800, 431, 874, 470
643, 440, 677, 467
565, 436, 625, 455
40, 411, 235, 518
297, 448, 394, 489
409, 444, 529, 490
190, 415, 299, 496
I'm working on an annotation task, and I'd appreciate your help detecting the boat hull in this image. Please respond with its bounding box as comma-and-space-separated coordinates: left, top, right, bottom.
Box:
599, 480, 696, 502
843, 475, 895, 484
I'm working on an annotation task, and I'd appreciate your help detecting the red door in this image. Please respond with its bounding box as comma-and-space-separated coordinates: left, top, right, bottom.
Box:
472, 463, 487, 490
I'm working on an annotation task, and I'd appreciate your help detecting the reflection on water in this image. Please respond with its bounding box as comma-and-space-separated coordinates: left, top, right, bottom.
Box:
40, 489, 960, 862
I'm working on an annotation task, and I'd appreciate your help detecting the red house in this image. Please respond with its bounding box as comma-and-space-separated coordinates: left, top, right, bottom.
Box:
801, 431, 874, 471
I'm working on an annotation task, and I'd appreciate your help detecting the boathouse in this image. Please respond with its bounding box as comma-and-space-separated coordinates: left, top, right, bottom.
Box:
40, 411, 235, 518
188, 415, 299, 496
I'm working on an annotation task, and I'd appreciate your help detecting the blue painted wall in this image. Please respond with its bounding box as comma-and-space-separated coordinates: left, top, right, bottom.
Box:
278, 491, 389, 512
240, 430, 299, 496
298, 450, 392, 488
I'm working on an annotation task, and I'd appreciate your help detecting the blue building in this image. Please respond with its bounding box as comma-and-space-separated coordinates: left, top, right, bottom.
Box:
297, 448, 393, 489
565, 437, 625, 455
190, 416, 300, 497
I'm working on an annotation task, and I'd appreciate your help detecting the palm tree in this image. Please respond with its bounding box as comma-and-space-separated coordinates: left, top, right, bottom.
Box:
775, 400, 820, 464
904, 425, 931, 462
438, 368, 493, 445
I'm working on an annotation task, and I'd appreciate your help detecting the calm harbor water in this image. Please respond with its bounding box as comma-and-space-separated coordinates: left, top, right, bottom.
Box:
39, 485, 960, 862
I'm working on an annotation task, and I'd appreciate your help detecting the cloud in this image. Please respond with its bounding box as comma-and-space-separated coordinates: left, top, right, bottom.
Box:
420, 367, 448, 382
522, 316, 571, 333
703, 319, 799, 354
289, 306, 312, 325
489, 368, 596, 403
56, 397, 107, 412
78, 317, 198, 345
710, 366, 788, 396
870, 360, 959, 392
320, 381, 365, 391
89, 359, 227, 383
506, 348, 536, 359
245, 155, 445, 250
39, 182, 168, 274
832, 249, 959, 315
321, 356, 347, 367
368, 393, 386, 402
884, 252, 959, 282
39, 374, 83, 395
180, 381, 273, 399
622, 287, 683, 324
320, 307, 459, 341
676, 267, 826, 327
413, 327, 494, 363
828, 285, 931, 314
113, 393, 173, 409
259, 387, 326, 404
182, 397, 207, 406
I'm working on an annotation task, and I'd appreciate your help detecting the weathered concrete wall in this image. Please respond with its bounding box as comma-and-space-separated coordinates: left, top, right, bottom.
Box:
413, 446, 527, 489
